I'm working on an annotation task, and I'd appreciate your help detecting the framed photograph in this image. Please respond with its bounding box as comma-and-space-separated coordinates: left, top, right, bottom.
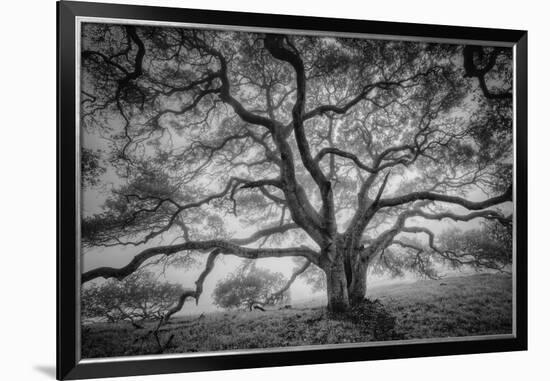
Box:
57, 1, 527, 379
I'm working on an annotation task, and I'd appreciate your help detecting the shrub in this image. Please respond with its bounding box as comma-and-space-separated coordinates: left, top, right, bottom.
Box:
82, 270, 185, 328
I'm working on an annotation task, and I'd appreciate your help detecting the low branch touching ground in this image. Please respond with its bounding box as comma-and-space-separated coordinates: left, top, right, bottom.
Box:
267, 260, 311, 304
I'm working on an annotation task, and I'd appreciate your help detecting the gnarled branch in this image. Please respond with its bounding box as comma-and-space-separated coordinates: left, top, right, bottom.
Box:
463, 46, 512, 100
377, 185, 512, 210
267, 260, 311, 304
82, 240, 318, 283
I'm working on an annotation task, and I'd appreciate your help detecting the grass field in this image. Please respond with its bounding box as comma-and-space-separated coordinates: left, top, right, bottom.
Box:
81, 273, 513, 358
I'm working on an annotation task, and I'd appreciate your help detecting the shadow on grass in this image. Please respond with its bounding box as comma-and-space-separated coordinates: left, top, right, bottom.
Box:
330, 299, 405, 341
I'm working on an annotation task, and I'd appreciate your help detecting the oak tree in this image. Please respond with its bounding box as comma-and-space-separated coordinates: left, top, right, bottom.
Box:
80, 24, 513, 314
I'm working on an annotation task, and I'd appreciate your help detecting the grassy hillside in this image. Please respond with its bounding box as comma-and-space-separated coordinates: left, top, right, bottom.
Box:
81, 273, 512, 358
367, 273, 513, 339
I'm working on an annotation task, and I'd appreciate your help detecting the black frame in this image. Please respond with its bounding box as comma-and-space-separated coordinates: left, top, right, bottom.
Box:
57, 1, 528, 379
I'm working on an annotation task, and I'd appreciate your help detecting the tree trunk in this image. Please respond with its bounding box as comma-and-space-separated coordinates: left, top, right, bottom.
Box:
325, 258, 351, 312
348, 260, 367, 305
325, 251, 368, 312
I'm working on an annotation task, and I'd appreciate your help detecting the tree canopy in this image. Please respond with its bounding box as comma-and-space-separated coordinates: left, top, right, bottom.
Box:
80, 23, 513, 313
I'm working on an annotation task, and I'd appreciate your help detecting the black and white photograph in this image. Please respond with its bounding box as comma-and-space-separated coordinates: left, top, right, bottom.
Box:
77, 19, 516, 359
7, 0, 550, 380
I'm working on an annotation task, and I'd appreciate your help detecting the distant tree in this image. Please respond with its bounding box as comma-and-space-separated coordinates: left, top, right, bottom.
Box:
82, 271, 185, 328
80, 24, 514, 314
436, 220, 512, 272
212, 267, 293, 311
